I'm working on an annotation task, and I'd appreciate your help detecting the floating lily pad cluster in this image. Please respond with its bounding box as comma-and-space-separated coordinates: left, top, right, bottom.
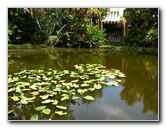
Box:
8, 64, 125, 120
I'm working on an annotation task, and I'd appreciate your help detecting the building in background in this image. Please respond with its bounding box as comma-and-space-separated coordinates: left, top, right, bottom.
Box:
98, 8, 127, 44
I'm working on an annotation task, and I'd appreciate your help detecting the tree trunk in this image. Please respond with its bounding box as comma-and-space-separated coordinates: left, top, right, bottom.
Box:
29, 8, 42, 30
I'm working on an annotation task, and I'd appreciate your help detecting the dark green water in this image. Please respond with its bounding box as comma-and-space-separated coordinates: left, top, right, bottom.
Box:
8, 48, 158, 120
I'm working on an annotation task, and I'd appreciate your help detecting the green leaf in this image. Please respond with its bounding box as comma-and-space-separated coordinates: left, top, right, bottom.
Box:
77, 89, 88, 94
72, 96, 80, 100
80, 83, 89, 87
37, 82, 51, 86
72, 83, 79, 88
112, 82, 119, 86
22, 88, 31, 91
55, 111, 67, 115
84, 95, 94, 101
52, 100, 58, 105
8, 110, 14, 114
56, 105, 67, 110
30, 114, 39, 120
27, 96, 36, 101
83, 80, 94, 84
63, 70, 70, 74
71, 79, 79, 83
10, 96, 20, 101
31, 91, 39, 96
116, 79, 122, 82
94, 84, 102, 89
118, 74, 126, 78
14, 82, 30, 86
8, 87, 16, 93
42, 108, 51, 115
41, 99, 53, 104
35, 106, 46, 111
96, 76, 105, 81
54, 87, 62, 92
8, 77, 13, 83
29, 85, 38, 90
88, 88, 95, 92
16, 86, 21, 93
21, 99, 28, 104
39, 94, 49, 100
61, 94, 69, 101
104, 81, 119, 86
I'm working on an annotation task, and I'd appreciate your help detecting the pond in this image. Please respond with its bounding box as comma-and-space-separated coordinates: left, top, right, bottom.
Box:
8, 48, 158, 121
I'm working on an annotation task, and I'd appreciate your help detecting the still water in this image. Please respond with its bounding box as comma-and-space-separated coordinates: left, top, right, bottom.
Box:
8, 48, 158, 120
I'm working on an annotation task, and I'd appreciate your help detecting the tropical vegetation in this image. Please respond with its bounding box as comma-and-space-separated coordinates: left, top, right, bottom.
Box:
8, 8, 108, 48
123, 8, 158, 48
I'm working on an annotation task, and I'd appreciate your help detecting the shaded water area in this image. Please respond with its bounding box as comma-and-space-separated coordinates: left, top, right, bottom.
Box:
8, 48, 158, 120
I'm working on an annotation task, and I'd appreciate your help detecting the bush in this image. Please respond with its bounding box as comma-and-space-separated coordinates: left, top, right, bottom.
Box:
84, 24, 107, 47
145, 28, 158, 48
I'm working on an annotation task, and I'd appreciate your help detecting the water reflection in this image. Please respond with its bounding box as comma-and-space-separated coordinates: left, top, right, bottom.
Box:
119, 52, 158, 114
8, 48, 158, 120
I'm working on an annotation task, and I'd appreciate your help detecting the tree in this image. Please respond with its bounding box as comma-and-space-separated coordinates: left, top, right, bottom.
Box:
8, 8, 46, 45
8, 8, 108, 48
123, 8, 158, 48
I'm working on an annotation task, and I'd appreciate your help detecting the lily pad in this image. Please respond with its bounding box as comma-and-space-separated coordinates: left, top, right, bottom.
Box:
54, 87, 62, 92
84, 95, 94, 101
30, 114, 39, 120
27, 96, 36, 101
94, 84, 102, 89
15, 82, 30, 86
55, 111, 67, 115
56, 105, 67, 110
10, 96, 20, 101
118, 74, 126, 78
37, 82, 51, 86
61, 94, 69, 101
104, 81, 119, 86
88, 88, 95, 92
8, 110, 14, 114
52, 100, 58, 105
63, 70, 70, 74
40, 94, 49, 100
31, 91, 39, 96
80, 83, 89, 87
22, 88, 31, 91
29, 85, 38, 90
77, 89, 88, 94
42, 108, 51, 115
71, 79, 79, 83
51, 80, 57, 84
112, 82, 119, 86
8, 64, 126, 120
72, 83, 79, 88
21, 99, 28, 104
35, 106, 46, 111
8, 77, 13, 83
41, 99, 53, 104
8, 87, 16, 93
72, 96, 80, 100
116, 79, 122, 82
16, 86, 21, 93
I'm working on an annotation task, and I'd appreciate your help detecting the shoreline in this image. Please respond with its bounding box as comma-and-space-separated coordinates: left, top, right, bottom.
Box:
8, 44, 158, 55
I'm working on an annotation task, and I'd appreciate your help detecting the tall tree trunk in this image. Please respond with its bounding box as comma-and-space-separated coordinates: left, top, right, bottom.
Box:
29, 8, 41, 30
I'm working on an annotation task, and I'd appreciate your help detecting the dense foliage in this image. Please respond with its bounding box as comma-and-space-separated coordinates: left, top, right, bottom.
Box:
8, 8, 46, 45
123, 8, 158, 48
8, 8, 108, 48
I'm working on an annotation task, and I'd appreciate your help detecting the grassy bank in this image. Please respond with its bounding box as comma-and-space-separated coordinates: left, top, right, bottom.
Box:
8, 44, 158, 55
8, 44, 47, 49
99, 45, 158, 55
